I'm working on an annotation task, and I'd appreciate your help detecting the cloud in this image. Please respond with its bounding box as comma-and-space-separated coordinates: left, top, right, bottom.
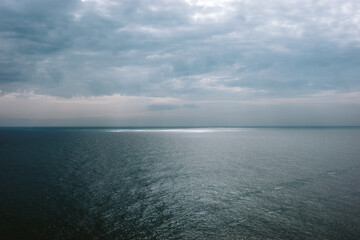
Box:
147, 104, 180, 111
0, 91, 360, 126
183, 104, 198, 109
0, 0, 360, 125
1, 0, 360, 98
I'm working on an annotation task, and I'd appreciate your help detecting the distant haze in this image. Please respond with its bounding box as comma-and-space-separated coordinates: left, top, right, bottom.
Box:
1, 0, 360, 126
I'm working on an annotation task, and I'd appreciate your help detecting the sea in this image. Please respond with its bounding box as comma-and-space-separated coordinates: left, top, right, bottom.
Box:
0, 127, 359, 239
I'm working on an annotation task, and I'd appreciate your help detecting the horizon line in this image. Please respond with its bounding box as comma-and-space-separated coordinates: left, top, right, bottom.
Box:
1, 126, 360, 128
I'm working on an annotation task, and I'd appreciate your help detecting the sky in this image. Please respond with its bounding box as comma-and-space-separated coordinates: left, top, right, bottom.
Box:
0, 0, 360, 126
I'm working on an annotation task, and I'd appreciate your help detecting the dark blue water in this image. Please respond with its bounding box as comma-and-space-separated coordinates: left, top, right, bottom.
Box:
1, 127, 360, 239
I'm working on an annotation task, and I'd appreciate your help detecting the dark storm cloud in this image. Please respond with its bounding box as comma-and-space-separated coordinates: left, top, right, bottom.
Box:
0, 0, 359, 99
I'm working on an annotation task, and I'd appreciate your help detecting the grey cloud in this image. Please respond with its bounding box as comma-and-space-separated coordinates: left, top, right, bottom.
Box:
146, 104, 180, 111
146, 103, 197, 112
183, 104, 198, 109
0, 0, 359, 100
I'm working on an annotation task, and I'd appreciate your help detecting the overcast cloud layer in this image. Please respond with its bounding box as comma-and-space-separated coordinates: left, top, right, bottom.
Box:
1, 0, 360, 126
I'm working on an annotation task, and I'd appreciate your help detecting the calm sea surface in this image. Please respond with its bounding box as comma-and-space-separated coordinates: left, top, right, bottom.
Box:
0, 127, 360, 239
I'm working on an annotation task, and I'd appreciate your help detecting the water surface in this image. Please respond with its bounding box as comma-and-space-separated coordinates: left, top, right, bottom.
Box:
1, 127, 360, 239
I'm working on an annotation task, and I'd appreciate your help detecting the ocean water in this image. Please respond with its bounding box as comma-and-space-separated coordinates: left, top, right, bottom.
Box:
0, 127, 360, 239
